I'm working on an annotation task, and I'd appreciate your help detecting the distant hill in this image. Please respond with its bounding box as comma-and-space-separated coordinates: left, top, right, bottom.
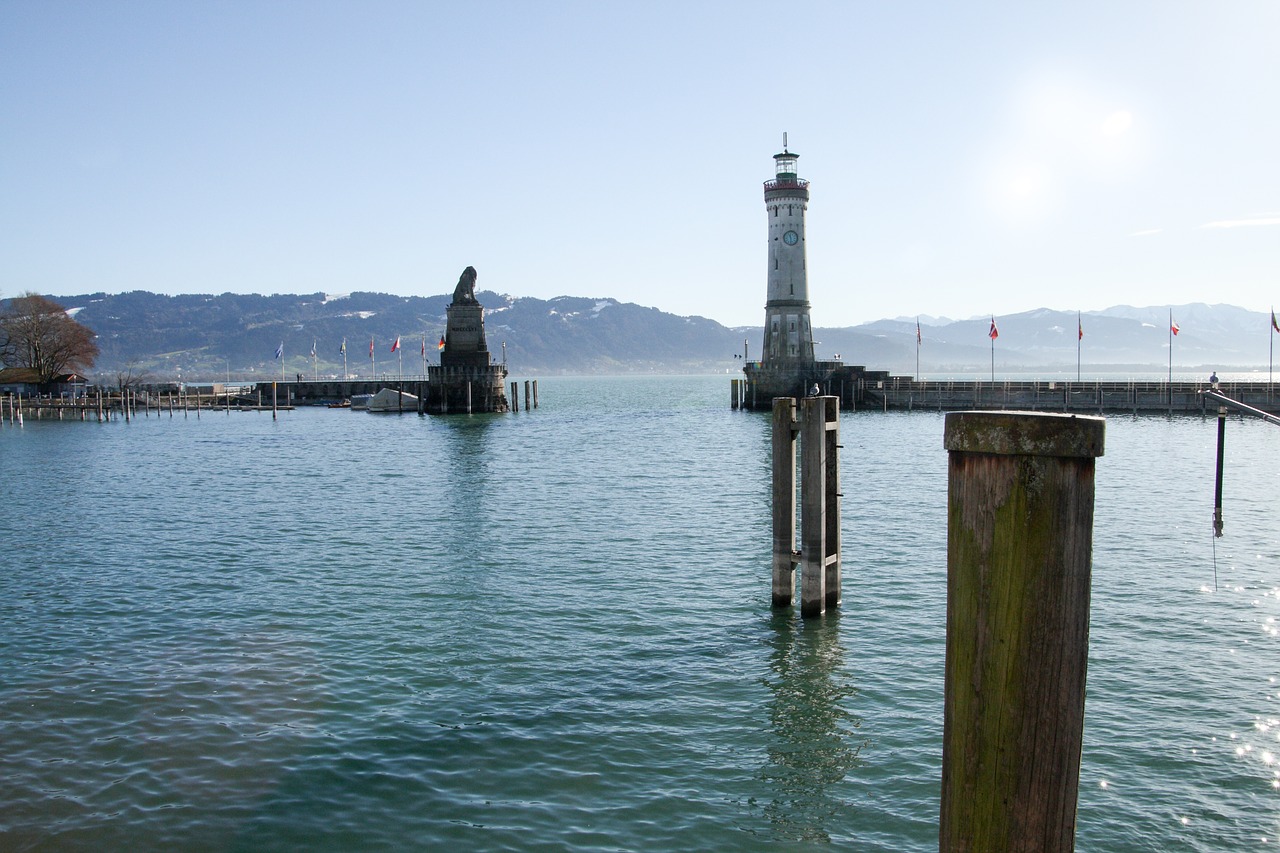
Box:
13, 291, 1279, 382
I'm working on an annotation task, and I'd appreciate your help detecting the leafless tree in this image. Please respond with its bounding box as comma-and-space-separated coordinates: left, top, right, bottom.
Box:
114, 363, 156, 392
0, 293, 101, 381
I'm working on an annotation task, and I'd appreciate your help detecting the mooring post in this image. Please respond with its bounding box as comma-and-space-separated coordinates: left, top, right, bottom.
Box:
800, 396, 841, 616
510, 381, 518, 412
532, 379, 539, 408
771, 397, 799, 607
940, 411, 1105, 853
524, 380, 530, 411
272, 382, 278, 421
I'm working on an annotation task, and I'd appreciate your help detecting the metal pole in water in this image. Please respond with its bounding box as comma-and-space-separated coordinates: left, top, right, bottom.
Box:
941, 411, 1105, 853
1213, 405, 1226, 539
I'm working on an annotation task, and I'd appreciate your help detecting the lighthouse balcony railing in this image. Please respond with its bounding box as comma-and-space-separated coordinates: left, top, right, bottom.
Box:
763, 178, 809, 191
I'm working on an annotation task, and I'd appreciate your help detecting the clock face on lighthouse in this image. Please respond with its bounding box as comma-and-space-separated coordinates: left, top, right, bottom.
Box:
783, 230, 798, 245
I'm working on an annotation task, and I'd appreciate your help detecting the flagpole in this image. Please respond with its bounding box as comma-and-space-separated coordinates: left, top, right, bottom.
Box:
1168, 308, 1173, 394
281, 343, 285, 383
915, 316, 920, 379
1076, 311, 1081, 382
990, 316, 995, 382
312, 340, 317, 382
342, 338, 348, 380
421, 336, 427, 377
372, 337, 376, 381
1270, 307, 1275, 404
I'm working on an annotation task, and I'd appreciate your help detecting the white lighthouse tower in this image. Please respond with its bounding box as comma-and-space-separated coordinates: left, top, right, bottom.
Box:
761, 136, 815, 365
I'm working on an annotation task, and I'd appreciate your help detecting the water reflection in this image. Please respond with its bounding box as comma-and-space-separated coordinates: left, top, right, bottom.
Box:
435, 415, 499, 530
759, 610, 865, 842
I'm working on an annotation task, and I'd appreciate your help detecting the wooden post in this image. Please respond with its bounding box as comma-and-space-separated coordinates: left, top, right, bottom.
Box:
272, 382, 278, 421
466, 381, 472, 414
524, 379, 531, 411
532, 379, 538, 408
731, 379, 740, 409
771, 397, 799, 607
800, 396, 841, 616
510, 381, 519, 412
941, 411, 1105, 853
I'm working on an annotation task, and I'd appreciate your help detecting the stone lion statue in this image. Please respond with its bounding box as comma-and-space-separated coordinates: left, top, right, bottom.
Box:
452, 266, 479, 304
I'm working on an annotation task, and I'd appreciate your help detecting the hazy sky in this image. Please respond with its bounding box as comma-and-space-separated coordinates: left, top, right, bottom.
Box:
2, 1, 1277, 327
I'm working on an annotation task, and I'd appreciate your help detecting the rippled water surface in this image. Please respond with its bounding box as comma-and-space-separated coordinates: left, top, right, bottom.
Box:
1, 376, 1277, 851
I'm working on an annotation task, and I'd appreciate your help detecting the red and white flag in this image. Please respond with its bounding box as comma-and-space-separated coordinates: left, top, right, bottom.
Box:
1171, 319, 1180, 336
988, 317, 999, 340
1272, 308, 1279, 333
390, 336, 401, 353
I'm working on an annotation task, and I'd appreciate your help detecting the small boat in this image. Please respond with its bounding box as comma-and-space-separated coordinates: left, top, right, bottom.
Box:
366, 388, 419, 413
349, 394, 373, 410
327, 399, 352, 409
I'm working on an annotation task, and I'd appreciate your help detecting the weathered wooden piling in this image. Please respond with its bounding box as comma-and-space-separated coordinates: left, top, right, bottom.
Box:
771, 397, 799, 607
510, 381, 519, 412
940, 411, 1105, 853
532, 379, 539, 409
771, 396, 842, 615
800, 395, 841, 616
524, 380, 531, 411
272, 382, 278, 421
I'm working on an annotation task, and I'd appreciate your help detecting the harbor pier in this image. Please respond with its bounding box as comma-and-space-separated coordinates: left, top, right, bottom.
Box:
737, 373, 1280, 416
863, 378, 1279, 415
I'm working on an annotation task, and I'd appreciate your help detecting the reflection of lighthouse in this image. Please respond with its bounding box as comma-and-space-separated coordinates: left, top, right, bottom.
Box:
762, 137, 815, 366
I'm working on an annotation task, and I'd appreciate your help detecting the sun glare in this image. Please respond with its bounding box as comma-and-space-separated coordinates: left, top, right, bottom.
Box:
1101, 109, 1133, 137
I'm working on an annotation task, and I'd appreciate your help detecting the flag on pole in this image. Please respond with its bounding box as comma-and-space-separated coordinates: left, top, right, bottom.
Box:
420, 337, 426, 357
274, 342, 283, 359
340, 338, 346, 355
437, 335, 446, 351
390, 336, 400, 353
988, 317, 999, 339
1171, 319, 1180, 335
369, 337, 374, 358
916, 318, 922, 344
1078, 316, 1083, 340
310, 339, 316, 358
1272, 308, 1279, 333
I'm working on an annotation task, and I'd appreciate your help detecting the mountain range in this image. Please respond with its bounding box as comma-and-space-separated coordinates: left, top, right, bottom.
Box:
30, 291, 1280, 382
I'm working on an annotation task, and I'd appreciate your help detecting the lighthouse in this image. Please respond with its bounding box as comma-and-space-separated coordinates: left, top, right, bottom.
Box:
737, 139, 885, 410
761, 138, 815, 365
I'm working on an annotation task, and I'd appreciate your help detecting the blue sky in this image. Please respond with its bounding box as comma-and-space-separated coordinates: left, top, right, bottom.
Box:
2, 1, 1277, 327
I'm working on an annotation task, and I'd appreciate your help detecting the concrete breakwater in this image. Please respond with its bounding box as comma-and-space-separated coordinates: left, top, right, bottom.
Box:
736, 376, 1279, 416
863, 378, 1278, 415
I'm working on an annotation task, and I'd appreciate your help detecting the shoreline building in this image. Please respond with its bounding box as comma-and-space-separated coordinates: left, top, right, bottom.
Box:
427, 266, 509, 413
742, 141, 880, 409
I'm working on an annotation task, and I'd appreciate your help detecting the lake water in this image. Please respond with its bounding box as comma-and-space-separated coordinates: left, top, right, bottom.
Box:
1, 375, 1277, 851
